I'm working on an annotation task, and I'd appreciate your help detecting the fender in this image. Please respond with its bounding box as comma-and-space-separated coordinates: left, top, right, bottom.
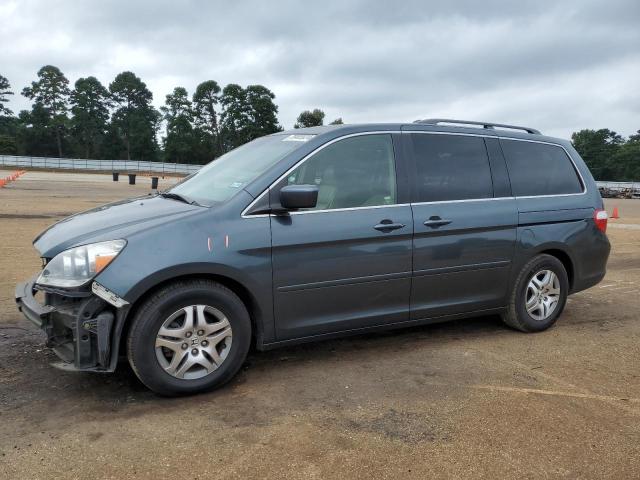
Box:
124, 262, 261, 304
120, 262, 272, 351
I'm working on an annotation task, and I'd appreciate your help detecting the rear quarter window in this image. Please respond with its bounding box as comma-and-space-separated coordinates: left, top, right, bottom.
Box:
500, 140, 583, 197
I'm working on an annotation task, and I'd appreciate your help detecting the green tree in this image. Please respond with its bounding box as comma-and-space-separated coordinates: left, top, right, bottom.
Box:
22, 65, 70, 157
101, 122, 127, 160
244, 84, 281, 139
0, 115, 19, 154
70, 76, 111, 158
571, 129, 624, 180
219, 84, 250, 151
329, 118, 344, 125
294, 108, 325, 128
219, 84, 281, 152
0, 74, 14, 116
161, 87, 196, 163
16, 105, 59, 156
109, 71, 159, 161
192, 80, 222, 158
0, 134, 17, 154
610, 131, 640, 181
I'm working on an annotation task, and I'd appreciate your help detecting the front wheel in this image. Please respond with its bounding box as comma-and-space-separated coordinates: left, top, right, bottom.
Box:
502, 254, 569, 332
127, 279, 251, 396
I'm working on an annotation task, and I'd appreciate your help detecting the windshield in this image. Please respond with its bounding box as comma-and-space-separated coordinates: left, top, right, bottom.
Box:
168, 134, 314, 206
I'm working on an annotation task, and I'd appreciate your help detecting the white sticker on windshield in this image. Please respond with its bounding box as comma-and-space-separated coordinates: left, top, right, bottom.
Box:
282, 134, 315, 142
229, 182, 244, 188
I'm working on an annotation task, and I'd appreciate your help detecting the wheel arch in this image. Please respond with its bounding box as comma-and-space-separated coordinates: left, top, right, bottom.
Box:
533, 246, 576, 291
117, 266, 267, 361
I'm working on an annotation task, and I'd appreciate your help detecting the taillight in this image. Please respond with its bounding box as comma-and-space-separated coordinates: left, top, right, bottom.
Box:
594, 209, 608, 233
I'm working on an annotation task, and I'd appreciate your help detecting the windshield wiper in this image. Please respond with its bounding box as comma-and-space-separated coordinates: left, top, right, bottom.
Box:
159, 192, 201, 206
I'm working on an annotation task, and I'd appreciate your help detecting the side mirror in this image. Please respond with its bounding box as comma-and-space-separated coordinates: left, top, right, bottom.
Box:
279, 184, 318, 210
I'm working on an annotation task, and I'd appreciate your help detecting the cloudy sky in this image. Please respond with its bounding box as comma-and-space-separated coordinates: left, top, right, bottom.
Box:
1, 0, 638, 138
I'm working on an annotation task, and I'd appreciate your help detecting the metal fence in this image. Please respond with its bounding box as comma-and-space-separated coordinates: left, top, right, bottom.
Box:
596, 181, 640, 190
0, 155, 202, 175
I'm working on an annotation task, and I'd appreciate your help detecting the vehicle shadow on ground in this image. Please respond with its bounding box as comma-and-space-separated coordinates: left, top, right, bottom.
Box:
0, 314, 507, 422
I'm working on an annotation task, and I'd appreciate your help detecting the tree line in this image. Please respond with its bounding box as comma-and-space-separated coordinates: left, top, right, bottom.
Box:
571, 129, 640, 182
0, 67, 350, 165
0, 67, 283, 164
0, 67, 638, 179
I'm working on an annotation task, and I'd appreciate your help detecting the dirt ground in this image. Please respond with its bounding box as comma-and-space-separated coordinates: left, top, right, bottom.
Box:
0, 171, 639, 479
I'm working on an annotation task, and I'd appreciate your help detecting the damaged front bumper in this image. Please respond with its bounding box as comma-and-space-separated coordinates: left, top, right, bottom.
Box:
15, 276, 129, 372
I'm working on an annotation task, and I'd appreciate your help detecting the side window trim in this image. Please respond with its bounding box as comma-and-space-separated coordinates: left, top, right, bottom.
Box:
498, 137, 587, 198
242, 131, 589, 216
401, 132, 587, 206
484, 137, 513, 198
278, 133, 398, 212
242, 131, 405, 217
390, 132, 411, 205
406, 131, 494, 203
240, 130, 402, 218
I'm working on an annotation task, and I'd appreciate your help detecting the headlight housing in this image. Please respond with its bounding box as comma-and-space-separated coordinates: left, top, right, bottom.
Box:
36, 240, 126, 288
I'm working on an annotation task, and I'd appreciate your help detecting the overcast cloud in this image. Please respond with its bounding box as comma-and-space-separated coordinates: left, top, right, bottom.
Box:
1, 0, 639, 138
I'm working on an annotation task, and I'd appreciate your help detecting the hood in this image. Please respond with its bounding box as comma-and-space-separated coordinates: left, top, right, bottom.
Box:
34, 195, 204, 258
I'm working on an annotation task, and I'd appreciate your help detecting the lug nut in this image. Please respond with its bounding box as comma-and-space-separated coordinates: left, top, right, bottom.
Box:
185, 332, 192, 338
191, 348, 198, 355
197, 330, 205, 336
181, 343, 188, 350
201, 340, 209, 347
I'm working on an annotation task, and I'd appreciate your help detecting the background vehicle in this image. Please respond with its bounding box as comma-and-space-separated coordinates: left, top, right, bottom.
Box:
16, 119, 610, 395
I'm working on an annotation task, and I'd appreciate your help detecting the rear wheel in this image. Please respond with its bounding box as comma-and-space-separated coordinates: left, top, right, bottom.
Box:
502, 254, 569, 332
127, 279, 251, 396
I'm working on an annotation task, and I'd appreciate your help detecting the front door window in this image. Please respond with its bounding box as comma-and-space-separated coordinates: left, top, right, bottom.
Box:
282, 134, 397, 210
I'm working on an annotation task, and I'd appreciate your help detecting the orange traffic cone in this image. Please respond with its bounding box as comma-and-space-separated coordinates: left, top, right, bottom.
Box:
611, 207, 620, 219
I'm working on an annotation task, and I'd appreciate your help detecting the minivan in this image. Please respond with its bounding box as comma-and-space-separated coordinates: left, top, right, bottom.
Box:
16, 119, 611, 395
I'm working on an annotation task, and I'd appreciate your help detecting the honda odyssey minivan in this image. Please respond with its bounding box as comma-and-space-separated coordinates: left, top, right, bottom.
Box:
16, 119, 610, 395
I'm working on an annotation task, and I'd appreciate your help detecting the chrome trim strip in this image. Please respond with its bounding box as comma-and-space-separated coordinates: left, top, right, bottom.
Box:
410, 197, 514, 206
241, 130, 589, 218
289, 203, 409, 216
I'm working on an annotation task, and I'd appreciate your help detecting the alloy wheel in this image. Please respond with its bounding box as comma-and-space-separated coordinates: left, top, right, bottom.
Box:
525, 269, 561, 321
155, 305, 232, 380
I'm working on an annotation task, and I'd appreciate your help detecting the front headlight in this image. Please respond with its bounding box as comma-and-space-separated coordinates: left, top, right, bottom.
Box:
36, 240, 126, 288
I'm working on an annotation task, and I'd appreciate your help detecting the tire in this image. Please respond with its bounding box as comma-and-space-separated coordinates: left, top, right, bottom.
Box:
502, 254, 569, 333
127, 279, 251, 396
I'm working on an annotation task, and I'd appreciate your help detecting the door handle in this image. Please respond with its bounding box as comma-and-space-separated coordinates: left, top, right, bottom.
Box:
423, 216, 452, 228
374, 221, 406, 232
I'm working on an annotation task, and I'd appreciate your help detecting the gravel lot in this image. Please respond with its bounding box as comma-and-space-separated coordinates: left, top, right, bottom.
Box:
1, 171, 639, 479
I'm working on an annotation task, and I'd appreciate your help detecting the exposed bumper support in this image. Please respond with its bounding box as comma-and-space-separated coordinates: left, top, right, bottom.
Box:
15, 276, 124, 372
15, 276, 55, 328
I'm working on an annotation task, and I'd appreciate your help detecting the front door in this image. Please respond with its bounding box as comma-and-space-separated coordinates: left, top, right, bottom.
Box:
270, 133, 413, 340
406, 132, 517, 319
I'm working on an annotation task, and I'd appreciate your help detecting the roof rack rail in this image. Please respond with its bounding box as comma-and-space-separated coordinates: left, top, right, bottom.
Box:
413, 118, 541, 135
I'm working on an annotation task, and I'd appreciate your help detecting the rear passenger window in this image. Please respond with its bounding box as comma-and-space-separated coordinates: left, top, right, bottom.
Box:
411, 134, 493, 202
501, 140, 583, 196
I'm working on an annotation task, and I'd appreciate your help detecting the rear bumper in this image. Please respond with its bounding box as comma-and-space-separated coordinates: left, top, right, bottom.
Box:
571, 270, 606, 294
15, 276, 122, 372
571, 232, 611, 294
